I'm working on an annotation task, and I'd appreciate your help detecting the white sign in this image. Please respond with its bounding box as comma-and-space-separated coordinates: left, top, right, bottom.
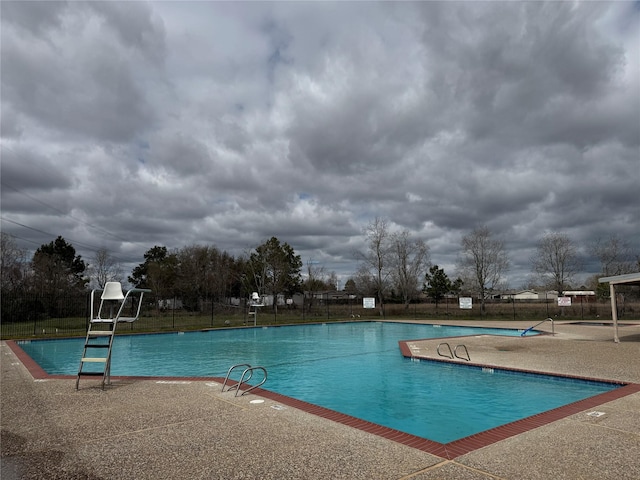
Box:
363, 297, 376, 309
558, 297, 572, 307
459, 297, 473, 309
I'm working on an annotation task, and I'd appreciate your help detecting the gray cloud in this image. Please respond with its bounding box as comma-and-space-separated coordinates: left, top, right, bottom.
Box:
1, 0, 68, 34
87, 1, 167, 66
1, 1, 164, 144
1, 1, 638, 287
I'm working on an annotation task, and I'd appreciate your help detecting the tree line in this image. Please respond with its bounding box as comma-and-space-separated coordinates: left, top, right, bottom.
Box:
1, 222, 638, 316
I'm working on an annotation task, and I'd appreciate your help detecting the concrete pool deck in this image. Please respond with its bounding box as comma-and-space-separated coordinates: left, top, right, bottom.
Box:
1, 320, 639, 479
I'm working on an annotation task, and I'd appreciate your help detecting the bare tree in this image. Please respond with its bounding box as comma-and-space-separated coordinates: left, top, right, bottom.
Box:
174, 244, 233, 310
390, 230, 430, 309
0, 233, 29, 292
589, 235, 635, 276
304, 258, 326, 310
242, 248, 267, 300
302, 259, 339, 311
353, 264, 376, 298
531, 232, 582, 296
90, 247, 123, 288
357, 217, 392, 316
305, 259, 327, 290
458, 226, 509, 315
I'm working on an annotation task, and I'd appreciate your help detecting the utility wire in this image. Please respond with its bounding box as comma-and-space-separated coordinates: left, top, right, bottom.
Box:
1, 144, 141, 264
1, 232, 47, 248
1, 217, 140, 265
1, 180, 132, 244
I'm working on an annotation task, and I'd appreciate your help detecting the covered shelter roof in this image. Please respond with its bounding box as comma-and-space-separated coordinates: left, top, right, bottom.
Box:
598, 272, 640, 342
598, 272, 640, 286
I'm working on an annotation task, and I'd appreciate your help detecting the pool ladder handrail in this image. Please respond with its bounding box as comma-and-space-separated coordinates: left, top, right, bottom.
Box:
221, 363, 268, 397
454, 344, 470, 361
437, 342, 471, 361
521, 317, 554, 336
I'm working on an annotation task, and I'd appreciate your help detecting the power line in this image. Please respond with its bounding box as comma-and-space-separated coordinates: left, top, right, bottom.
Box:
0, 217, 141, 265
1, 232, 46, 248
1, 144, 141, 265
1, 217, 60, 239
0, 180, 132, 244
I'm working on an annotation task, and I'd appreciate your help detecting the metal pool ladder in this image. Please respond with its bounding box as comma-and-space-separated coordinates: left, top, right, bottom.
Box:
437, 342, 471, 361
221, 363, 268, 397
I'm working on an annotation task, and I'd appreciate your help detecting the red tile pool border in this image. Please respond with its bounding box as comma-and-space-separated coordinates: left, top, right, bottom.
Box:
6, 339, 639, 460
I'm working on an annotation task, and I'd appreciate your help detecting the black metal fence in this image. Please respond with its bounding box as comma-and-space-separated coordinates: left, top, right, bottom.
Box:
1, 291, 637, 340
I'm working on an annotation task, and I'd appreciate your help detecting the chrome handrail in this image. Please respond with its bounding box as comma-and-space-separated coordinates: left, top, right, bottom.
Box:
235, 366, 267, 397
437, 342, 454, 359
221, 363, 268, 396
521, 317, 554, 336
454, 344, 470, 361
221, 363, 252, 392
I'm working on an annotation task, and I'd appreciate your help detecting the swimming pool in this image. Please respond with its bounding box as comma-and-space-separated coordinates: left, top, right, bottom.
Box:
18, 322, 620, 443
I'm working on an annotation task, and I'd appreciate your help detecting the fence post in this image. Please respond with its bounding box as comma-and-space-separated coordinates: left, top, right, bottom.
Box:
33, 294, 38, 336
545, 292, 549, 317
326, 292, 330, 320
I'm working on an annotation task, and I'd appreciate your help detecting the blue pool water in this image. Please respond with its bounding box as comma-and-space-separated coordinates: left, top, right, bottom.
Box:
18, 322, 618, 443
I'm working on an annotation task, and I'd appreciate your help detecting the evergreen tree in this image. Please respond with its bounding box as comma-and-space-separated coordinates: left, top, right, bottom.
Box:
129, 246, 178, 300
423, 265, 462, 311
32, 236, 87, 293
248, 237, 302, 312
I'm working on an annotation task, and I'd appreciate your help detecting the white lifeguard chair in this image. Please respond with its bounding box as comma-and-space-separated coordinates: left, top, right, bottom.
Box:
76, 282, 151, 390
247, 292, 264, 326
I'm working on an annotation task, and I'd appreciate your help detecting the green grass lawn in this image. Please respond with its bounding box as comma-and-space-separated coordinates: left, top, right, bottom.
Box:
2, 300, 636, 340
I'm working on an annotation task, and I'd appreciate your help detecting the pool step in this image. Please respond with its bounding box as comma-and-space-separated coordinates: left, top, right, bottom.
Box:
87, 331, 114, 337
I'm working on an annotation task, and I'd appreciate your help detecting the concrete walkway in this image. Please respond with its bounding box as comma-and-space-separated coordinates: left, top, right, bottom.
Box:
2, 320, 639, 479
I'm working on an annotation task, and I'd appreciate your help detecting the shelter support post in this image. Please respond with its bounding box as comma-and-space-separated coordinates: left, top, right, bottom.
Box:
599, 272, 640, 343
609, 283, 619, 343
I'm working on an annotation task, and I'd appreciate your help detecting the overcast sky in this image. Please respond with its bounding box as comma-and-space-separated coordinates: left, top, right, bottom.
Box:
1, 1, 639, 289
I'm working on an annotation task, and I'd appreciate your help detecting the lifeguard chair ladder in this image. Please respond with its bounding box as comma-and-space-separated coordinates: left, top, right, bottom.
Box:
76, 282, 150, 390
